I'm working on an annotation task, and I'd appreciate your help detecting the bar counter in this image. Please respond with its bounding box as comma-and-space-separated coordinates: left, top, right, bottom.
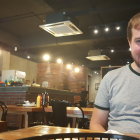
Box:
0, 86, 80, 105
0, 86, 81, 129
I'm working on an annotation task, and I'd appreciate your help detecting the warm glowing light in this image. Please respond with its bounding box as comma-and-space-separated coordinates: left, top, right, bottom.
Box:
94, 71, 99, 75
14, 46, 18, 51
104, 27, 110, 32
27, 55, 30, 59
74, 67, 80, 73
110, 49, 114, 53
43, 54, 50, 61
66, 64, 72, 70
56, 58, 63, 64
93, 29, 99, 34
115, 26, 120, 30
129, 48, 131, 51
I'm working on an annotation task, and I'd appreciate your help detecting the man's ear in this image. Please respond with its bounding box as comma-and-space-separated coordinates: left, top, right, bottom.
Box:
128, 40, 132, 50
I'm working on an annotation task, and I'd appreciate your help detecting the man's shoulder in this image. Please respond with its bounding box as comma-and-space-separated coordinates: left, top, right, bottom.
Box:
110, 65, 126, 73
104, 65, 128, 78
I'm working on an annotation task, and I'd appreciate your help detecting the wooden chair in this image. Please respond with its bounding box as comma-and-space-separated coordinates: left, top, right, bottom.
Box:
74, 103, 90, 129
76, 106, 89, 129
0, 101, 8, 132
17, 132, 139, 140
0, 121, 7, 132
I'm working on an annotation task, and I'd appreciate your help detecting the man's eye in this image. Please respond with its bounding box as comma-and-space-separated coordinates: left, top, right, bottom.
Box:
135, 39, 140, 44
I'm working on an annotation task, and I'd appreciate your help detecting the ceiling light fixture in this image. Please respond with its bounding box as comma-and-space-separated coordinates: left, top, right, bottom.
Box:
86, 50, 110, 61
74, 67, 80, 73
93, 29, 99, 34
39, 12, 83, 37
56, 58, 63, 64
110, 49, 114, 53
14, 46, 18, 52
27, 55, 31, 59
94, 71, 97, 74
104, 27, 110, 32
43, 54, 51, 61
115, 26, 120, 30
66, 64, 72, 70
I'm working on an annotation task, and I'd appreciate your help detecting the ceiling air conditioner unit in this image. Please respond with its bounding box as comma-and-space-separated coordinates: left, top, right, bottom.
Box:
39, 12, 83, 37
86, 50, 110, 61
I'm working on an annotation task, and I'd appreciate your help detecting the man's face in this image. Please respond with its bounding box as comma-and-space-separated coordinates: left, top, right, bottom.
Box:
129, 27, 140, 68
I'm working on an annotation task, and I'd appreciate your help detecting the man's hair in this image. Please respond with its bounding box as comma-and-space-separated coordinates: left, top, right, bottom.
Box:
127, 12, 140, 41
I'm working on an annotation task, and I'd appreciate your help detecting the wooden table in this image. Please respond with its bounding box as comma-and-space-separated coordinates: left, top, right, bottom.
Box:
45, 106, 93, 127
7, 105, 43, 128
0, 125, 140, 140
0, 125, 93, 140
7, 105, 93, 128
45, 106, 93, 118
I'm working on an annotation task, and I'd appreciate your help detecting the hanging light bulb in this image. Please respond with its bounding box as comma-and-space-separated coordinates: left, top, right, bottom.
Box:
14, 46, 18, 51
93, 29, 99, 34
110, 49, 115, 53
66, 64, 72, 70
43, 54, 51, 61
115, 26, 120, 31
27, 55, 31, 59
74, 67, 80, 73
104, 27, 110, 32
56, 58, 63, 64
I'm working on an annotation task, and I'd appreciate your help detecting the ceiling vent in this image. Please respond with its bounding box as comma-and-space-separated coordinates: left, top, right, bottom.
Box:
39, 12, 83, 37
86, 50, 110, 61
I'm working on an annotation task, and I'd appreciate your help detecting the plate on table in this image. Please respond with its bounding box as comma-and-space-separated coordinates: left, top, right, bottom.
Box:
22, 103, 36, 107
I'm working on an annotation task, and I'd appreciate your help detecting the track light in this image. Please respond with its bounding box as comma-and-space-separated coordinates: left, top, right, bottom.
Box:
104, 27, 110, 32
14, 46, 18, 52
43, 54, 51, 61
93, 29, 99, 34
56, 58, 63, 64
27, 55, 31, 59
115, 26, 120, 31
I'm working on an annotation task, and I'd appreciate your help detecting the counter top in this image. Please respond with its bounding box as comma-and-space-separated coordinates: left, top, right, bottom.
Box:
0, 86, 79, 95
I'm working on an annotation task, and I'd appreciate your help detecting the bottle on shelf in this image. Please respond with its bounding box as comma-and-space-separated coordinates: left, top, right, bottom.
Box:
42, 92, 46, 106
36, 94, 42, 107
42, 91, 50, 106
46, 91, 49, 106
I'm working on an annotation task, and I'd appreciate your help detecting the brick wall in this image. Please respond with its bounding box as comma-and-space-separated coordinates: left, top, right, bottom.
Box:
0, 92, 26, 105
0, 91, 26, 129
37, 63, 87, 93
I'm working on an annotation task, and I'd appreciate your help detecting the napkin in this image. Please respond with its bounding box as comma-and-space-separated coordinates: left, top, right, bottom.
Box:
105, 129, 123, 135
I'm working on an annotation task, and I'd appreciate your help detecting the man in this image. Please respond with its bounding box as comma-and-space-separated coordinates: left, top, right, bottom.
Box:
90, 13, 140, 133
80, 86, 88, 107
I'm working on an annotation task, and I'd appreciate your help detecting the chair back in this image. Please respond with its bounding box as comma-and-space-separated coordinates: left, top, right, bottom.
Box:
0, 101, 8, 121
18, 132, 139, 140
74, 103, 89, 129
0, 101, 8, 132
51, 100, 68, 127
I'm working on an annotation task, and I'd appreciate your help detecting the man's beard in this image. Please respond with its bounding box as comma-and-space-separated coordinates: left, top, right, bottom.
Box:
131, 53, 140, 68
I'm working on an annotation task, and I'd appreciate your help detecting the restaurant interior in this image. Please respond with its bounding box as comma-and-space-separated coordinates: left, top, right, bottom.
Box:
0, 0, 140, 139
